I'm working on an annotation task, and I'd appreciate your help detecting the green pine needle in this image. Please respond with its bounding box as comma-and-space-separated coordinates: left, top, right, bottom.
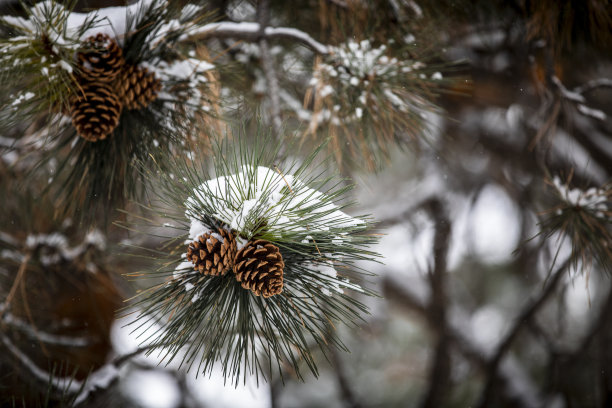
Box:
122, 131, 380, 385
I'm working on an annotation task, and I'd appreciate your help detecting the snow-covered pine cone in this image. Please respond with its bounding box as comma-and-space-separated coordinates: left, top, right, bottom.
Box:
77, 33, 124, 83
70, 82, 122, 142
186, 228, 237, 276
116, 64, 162, 110
233, 239, 284, 298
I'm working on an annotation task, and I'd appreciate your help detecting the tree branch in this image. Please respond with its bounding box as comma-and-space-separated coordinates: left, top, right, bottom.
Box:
573, 78, 612, 95
420, 198, 452, 408
383, 276, 543, 408
185, 22, 330, 55
257, 0, 282, 134
476, 257, 571, 408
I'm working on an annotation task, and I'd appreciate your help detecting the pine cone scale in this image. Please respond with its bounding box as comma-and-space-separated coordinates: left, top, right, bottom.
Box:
70, 82, 122, 142
77, 33, 124, 83
233, 239, 284, 298
186, 228, 237, 276
116, 65, 161, 110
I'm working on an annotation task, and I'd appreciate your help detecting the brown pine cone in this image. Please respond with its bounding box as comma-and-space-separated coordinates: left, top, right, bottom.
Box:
70, 82, 122, 142
116, 64, 162, 110
77, 33, 124, 83
186, 228, 237, 276
233, 239, 284, 298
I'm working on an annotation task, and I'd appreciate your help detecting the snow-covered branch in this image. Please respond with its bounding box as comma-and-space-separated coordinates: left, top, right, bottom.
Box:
184, 22, 330, 55
573, 78, 612, 95
552, 76, 607, 122
0, 334, 83, 394
2, 312, 92, 347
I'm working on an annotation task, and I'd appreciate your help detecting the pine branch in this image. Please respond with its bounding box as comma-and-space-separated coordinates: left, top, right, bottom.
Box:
121, 133, 379, 384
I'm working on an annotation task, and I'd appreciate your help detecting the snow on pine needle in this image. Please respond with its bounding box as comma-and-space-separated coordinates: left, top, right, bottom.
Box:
124, 138, 379, 384
0, 0, 221, 223
538, 175, 612, 274
306, 38, 447, 169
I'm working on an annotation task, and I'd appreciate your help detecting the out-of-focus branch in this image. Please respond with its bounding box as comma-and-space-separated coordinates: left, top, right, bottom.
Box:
573, 78, 612, 95
2, 312, 92, 347
330, 340, 363, 408
257, 0, 282, 134
383, 277, 543, 408
552, 76, 607, 122
186, 22, 330, 55
420, 198, 452, 408
0, 334, 82, 395
0, 251, 30, 321
476, 257, 571, 408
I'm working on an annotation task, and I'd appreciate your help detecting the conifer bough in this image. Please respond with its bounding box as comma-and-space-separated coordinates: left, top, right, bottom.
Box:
71, 32, 162, 141
126, 139, 380, 384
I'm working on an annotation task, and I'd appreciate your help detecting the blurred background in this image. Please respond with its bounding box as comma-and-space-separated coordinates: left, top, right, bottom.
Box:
1, 0, 611, 407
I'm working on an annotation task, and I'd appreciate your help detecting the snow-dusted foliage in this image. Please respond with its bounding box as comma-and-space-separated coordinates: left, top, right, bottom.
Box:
307, 38, 443, 168
552, 176, 610, 219
126, 139, 378, 384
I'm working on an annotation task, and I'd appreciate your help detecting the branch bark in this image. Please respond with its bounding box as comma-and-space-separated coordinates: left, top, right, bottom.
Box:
420, 198, 452, 408
257, 0, 282, 134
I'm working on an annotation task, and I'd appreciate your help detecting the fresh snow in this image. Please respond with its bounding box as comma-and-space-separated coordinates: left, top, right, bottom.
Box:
178, 166, 365, 295
184, 165, 363, 241
24, 230, 106, 267
552, 176, 609, 218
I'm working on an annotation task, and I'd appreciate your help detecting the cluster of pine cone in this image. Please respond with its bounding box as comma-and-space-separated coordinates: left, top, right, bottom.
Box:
70, 33, 162, 142
186, 228, 284, 298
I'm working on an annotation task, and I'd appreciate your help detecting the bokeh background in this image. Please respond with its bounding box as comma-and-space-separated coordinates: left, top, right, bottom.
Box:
1, 0, 611, 407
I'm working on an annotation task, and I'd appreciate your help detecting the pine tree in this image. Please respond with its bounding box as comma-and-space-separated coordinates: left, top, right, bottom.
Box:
0, 0, 611, 407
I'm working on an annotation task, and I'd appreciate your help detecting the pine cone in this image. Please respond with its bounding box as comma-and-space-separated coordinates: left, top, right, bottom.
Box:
186, 228, 237, 276
70, 82, 122, 142
233, 239, 284, 298
116, 64, 162, 110
77, 33, 124, 83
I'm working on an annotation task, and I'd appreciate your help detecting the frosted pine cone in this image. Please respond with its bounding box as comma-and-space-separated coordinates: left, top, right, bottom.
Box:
116, 64, 162, 110
186, 228, 237, 276
77, 33, 124, 82
70, 82, 122, 142
233, 239, 284, 298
